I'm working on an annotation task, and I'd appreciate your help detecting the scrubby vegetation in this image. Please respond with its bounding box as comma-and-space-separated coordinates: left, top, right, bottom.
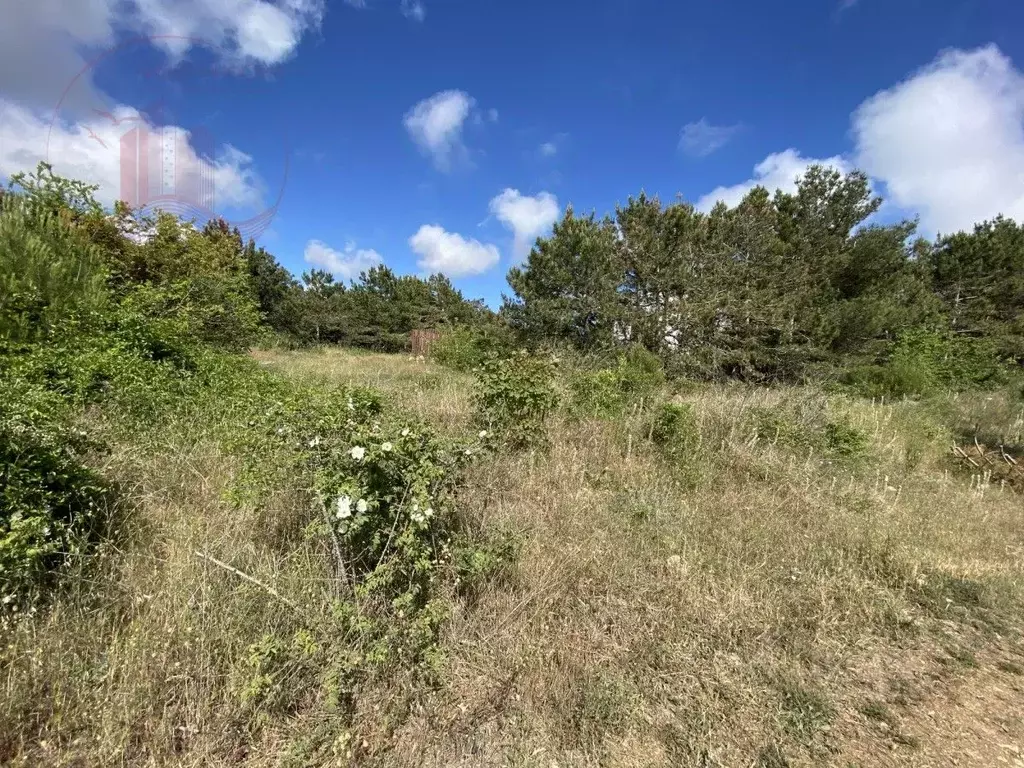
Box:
2, 162, 1024, 765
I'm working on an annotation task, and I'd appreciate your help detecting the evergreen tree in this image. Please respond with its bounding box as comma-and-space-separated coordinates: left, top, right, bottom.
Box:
504, 207, 621, 349
929, 216, 1024, 362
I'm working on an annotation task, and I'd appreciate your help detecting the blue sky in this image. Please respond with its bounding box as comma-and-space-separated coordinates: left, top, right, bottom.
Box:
3, 0, 1024, 307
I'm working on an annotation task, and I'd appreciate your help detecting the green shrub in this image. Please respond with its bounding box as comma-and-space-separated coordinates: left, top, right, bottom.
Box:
615, 345, 665, 397
474, 351, 559, 449
650, 402, 699, 458
750, 406, 818, 450
845, 328, 1008, 399
570, 368, 626, 418
1, 378, 111, 607
747, 396, 871, 464
0, 196, 108, 344
843, 361, 935, 400
823, 417, 870, 461
569, 346, 666, 419
432, 324, 515, 372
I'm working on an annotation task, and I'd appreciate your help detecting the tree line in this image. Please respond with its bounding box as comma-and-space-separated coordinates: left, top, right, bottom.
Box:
502, 166, 1024, 391
5, 161, 1021, 395
0, 163, 490, 355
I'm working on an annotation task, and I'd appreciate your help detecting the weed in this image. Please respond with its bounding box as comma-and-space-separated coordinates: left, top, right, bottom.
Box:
473, 351, 559, 449
779, 682, 834, 744
650, 402, 699, 457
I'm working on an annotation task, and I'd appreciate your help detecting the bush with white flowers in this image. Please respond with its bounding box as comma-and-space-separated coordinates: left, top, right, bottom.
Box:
308, 417, 470, 601
223, 375, 512, 678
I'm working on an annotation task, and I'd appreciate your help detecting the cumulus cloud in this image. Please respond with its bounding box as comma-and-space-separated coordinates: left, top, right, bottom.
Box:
400, 0, 426, 21
0, 1, 115, 113
539, 142, 558, 157
695, 149, 849, 212
0, 0, 317, 237
409, 224, 500, 276
489, 188, 561, 259
678, 118, 741, 158
0, 99, 264, 212
852, 45, 1024, 235
304, 239, 383, 279
0, 0, 324, 111
404, 90, 475, 172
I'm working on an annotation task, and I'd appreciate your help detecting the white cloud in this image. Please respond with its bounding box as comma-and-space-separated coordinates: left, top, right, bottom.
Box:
852, 45, 1024, 235
400, 0, 426, 21
487, 108, 499, 123
0, 99, 264, 212
678, 118, 740, 158
0, 0, 324, 107
0, 1, 114, 114
539, 141, 558, 157
0, 0, 317, 240
304, 239, 384, 279
409, 224, 500, 276
695, 149, 849, 212
404, 90, 475, 172
489, 188, 560, 258
134, 0, 325, 66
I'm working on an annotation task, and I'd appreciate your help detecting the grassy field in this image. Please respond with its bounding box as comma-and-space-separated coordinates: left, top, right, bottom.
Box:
4, 347, 1024, 767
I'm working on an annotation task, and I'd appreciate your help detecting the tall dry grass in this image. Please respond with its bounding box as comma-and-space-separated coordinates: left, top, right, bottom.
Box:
2, 348, 1022, 766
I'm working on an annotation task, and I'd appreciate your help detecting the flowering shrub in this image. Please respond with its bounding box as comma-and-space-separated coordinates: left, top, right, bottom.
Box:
473, 351, 559, 448
216, 367, 508, 686
308, 419, 467, 598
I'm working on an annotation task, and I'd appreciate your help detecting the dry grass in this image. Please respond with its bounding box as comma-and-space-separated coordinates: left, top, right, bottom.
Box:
378, 384, 1024, 766
3, 348, 1023, 766
252, 347, 474, 435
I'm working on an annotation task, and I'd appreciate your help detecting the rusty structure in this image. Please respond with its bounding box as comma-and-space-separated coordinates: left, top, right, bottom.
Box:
409, 328, 441, 357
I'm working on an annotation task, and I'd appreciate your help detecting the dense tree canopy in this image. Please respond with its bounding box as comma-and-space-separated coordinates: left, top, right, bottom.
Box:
5, 161, 1022, 386
504, 165, 1023, 382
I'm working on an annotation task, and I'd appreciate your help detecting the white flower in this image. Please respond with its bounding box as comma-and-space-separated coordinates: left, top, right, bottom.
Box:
381, 442, 393, 452
308, 436, 321, 448
336, 495, 352, 519
356, 499, 368, 514
478, 430, 488, 439
465, 448, 473, 456
347, 397, 355, 412
424, 507, 434, 519
410, 505, 426, 525
401, 428, 410, 437
349, 446, 366, 461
